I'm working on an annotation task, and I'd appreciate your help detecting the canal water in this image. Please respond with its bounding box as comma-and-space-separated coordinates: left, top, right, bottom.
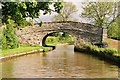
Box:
1, 44, 119, 78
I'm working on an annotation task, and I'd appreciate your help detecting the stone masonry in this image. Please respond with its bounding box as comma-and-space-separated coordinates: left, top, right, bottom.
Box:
15, 22, 106, 46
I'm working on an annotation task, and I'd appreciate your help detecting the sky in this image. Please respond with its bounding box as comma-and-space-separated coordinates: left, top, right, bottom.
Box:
35, 0, 120, 23
34, 1, 89, 23
1, 0, 119, 23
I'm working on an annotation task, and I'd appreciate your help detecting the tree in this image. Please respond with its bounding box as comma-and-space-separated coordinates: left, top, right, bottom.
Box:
1, 1, 63, 49
2, 19, 19, 49
53, 2, 78, 21
108, 17, 120, 40
1, 1, 63, 25
81, 2, 119, 27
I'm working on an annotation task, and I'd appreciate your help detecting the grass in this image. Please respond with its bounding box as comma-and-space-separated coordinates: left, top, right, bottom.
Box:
76, 43, 119, 56
90, 45, 119, 56
0, 27, 52, 57
46, 36, 59, 46
75, 44, 120, 66
46, 36, 74, 46
0, 46, 51, 57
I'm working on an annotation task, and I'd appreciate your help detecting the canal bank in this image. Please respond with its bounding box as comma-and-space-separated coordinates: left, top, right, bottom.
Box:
1, 44, 119, 78
0, 46, 52, 61
1, 44, 120, 67
74, 45, 120, 67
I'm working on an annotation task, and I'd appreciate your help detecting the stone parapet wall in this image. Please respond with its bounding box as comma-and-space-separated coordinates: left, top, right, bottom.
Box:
41, 22, 99, 34
15, 22, 104, 46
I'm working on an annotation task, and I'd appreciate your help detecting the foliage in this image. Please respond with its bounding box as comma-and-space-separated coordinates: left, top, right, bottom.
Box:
2, 1, 63, 24
58, 33, 74, 44
108, 18, 120, 40
16, 19, 33, 27
81, 2, 119, 27
38, 21, 43, 27
2, 19, 19, 49
46, 36, 59, 46
1, 46, 51, 57
0, 20, 1, 25
53, 2, 78, 21
0, 27, 2, 49
46, 34, 74, 46
1, 1, 63, 50
2, 28, 7, 49
78, 43, 119, 56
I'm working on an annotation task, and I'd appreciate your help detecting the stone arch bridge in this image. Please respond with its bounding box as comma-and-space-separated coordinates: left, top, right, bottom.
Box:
16, 22, 107, 47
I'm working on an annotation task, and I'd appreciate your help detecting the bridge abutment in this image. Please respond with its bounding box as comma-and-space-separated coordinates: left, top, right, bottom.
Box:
102, 27, 108, 42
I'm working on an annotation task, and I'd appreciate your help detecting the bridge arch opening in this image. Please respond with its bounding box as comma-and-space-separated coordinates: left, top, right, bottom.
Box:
42, 31, 75, 49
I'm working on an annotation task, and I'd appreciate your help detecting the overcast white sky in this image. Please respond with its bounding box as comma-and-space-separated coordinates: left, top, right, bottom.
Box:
35, 1, 88, 23
31, 0, 120, 23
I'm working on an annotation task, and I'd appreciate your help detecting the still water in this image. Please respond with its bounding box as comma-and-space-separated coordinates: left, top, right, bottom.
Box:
1, 44, 119, 78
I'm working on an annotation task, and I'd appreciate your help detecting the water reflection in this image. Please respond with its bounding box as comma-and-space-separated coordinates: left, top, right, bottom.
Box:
0, 63, 2, 79
1, 44, 119, 78
2, 61, 14, 78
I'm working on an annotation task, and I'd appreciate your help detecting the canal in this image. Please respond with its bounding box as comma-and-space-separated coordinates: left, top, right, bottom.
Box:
0, 44, 119, 78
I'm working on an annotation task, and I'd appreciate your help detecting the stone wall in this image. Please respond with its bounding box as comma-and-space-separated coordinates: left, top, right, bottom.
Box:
15, 25, 43, 46
15, 22, 104, 46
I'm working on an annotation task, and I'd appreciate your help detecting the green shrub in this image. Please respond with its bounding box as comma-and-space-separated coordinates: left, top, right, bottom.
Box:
108, 21, 120, 40
79, 43, 118, 57
2, 29, 7, 49
38, 21, 43, 27
2, 19, 19, 49
16, 19, 32, 28
0, 28, 2, 49
46, 34, 74, 45
75, 43, 120, 65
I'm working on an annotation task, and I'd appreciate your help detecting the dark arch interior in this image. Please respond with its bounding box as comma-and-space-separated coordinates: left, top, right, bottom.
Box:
42, 32, 74, 50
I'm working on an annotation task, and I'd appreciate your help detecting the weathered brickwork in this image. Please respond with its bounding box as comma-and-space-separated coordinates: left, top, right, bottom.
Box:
15, 22, 106, 46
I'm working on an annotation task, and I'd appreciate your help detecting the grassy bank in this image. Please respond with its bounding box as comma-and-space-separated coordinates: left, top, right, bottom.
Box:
46, 36, 74, 46
0, 46, 51, 57
75, 44, 120, 66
